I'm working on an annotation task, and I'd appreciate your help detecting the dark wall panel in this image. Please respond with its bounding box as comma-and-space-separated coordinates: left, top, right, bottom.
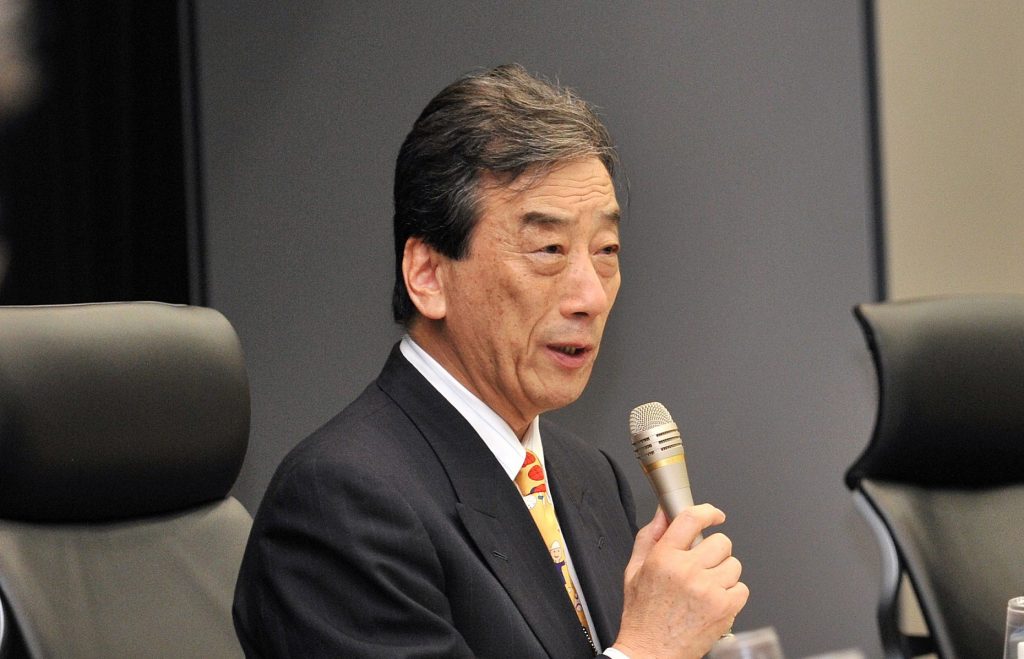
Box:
0, 2, 192, 305
197, 3, 880, 656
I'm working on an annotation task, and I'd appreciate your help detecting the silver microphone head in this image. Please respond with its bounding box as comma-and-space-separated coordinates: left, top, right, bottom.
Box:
629, 401, 674, 435
629, 402, 684, 472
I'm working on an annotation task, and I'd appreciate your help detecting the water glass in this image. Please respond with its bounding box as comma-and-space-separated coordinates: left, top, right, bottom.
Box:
707, 627, 785, 659
800, 650, 865, 659
1005, 596, 1024, 659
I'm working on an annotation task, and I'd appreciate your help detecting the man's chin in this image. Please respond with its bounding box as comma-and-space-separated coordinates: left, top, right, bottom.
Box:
537, 381, 592, 413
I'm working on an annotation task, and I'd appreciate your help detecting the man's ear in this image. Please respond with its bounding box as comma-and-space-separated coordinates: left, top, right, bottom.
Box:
402, 237, 447, 320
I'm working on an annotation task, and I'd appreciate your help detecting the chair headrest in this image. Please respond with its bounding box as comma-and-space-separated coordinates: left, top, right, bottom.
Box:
0, 303, 250, 522
846, 295, 1024, 489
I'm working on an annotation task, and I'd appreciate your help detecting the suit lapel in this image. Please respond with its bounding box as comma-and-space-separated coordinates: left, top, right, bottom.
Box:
376, 347, 594, 658
545, 440, 626, 650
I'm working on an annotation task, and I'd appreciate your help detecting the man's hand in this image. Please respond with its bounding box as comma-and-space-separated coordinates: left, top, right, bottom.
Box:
613, 504, 749, 659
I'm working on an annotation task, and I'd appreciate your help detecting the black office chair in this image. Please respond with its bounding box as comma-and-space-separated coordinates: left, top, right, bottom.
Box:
0, 302, 252, 658
846, 295, 1024, 659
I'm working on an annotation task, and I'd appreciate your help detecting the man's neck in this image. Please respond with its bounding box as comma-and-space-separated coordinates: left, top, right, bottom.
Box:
400, 334, 540, 481
407, 322, 533, 439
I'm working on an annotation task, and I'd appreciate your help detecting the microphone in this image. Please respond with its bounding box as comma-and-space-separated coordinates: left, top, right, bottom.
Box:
629, 402, 699, 535
631, 402, 734, 638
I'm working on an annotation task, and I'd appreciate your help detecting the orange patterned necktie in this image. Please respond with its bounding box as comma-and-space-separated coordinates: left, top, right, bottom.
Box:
514, 450, 595, 652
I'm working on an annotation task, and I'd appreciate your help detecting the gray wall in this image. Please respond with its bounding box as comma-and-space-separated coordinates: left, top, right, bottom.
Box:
197, 3, 880, 656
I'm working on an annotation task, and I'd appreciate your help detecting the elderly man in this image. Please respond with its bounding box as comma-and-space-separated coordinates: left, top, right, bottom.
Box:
233, 64, 747, 658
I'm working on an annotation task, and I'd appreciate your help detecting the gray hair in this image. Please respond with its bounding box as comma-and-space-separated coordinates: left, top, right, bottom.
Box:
391, 63, 618, 325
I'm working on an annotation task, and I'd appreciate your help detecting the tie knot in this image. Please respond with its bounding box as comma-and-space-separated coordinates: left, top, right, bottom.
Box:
515, 450, 547, 496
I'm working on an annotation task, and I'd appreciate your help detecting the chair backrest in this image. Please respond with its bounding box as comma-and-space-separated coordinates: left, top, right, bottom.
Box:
847, 295, 1024, 659
0, 302, 253, 658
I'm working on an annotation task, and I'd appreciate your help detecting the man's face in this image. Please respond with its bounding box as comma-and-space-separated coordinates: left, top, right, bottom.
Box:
426, 157, 621, 435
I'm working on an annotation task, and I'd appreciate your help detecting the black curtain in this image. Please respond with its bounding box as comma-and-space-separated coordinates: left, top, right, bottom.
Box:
0, 1, 194, 305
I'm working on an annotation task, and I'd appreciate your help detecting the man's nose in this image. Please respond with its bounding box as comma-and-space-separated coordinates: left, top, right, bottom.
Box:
560, 253, 613, 318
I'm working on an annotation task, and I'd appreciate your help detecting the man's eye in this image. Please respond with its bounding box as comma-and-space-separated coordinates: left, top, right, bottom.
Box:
539, 245, 562, 255
599, 244, 620, 255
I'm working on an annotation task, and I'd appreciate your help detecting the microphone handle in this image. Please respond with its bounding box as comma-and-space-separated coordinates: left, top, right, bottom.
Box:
652, 468, 731, 636
645, 462, 703, 545
658, 484, 695, 521
652, 481, 703, 546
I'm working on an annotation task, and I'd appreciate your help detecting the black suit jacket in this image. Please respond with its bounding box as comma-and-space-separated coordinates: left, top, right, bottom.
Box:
233, 346, 639, 657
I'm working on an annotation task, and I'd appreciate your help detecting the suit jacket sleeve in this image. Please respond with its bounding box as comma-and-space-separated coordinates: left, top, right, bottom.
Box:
233, 448, 476, 658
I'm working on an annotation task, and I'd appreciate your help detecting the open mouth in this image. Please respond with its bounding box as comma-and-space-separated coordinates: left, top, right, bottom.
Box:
551, 344, 589, 357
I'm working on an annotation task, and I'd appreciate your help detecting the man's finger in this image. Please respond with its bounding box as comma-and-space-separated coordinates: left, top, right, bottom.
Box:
624, 507, 669, 577
690, 532, 733, 568
713, 555, 743, 588
728, 580, 751, 612
661, 503, 725, 549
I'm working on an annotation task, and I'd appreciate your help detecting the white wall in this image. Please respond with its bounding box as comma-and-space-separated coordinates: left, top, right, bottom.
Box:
877, 0, 1024, 299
